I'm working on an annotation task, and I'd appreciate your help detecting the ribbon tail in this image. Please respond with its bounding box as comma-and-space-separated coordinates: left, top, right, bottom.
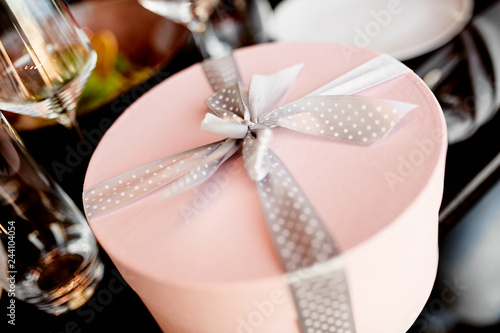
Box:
160, 138, 239, 201
83, 139, 238, 220
256, 150, 356, 332
308, 54, 411, 97
242, 125, 273, 182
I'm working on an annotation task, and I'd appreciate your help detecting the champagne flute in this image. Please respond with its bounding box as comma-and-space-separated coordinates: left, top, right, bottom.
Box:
0, 111, 104, 315
0, 0, 97, 138
138, 0, 231, 59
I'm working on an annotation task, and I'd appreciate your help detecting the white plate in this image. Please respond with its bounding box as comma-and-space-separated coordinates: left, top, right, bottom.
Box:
272, 0, 474, 60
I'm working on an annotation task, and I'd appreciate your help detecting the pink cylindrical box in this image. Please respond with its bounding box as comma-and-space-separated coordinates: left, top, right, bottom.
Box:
84, 42, 447, 333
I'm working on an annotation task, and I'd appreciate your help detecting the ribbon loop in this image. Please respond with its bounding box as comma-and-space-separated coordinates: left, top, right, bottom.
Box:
262, 95, 416, 145
205, 83, 247, 120
201, 113, 248, 139
248, 64, 304, 122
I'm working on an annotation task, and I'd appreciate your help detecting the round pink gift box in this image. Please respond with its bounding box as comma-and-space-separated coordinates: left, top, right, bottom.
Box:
84, 42, 447, 333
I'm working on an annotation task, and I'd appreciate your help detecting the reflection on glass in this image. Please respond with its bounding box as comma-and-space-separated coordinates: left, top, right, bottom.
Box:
0, 112, 103, 315
0, 0, 96, 137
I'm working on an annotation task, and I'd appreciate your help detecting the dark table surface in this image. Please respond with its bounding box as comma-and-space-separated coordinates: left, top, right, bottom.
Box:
2, 0, 500, 332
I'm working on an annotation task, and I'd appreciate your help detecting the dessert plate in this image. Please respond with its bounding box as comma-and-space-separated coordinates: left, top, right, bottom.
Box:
273, 0, 474, 60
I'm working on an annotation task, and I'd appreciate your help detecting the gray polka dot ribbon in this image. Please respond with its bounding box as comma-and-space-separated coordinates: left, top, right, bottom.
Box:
83, 53, 417, 332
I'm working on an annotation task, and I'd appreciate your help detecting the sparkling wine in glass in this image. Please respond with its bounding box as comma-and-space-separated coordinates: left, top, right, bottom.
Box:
0, 0, 97, 137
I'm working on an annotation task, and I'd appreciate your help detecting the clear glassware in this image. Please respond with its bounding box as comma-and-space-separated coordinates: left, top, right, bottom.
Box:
0, 0, 96, 138
0, 112, 104, 315
138, 0, 270, 59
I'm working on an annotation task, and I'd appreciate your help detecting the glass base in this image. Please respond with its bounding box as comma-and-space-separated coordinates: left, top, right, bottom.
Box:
21, 253, 104, 316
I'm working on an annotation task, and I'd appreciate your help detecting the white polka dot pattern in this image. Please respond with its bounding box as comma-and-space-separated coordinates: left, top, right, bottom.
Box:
257, 151, 355, 333
257, 152, 340, 270
202, 55, 242, 93
83, 139, 238, 219
290, 261, 355, 333
161, 139, 239, 201
262, 95, 414, 146
205, 83, 247, 120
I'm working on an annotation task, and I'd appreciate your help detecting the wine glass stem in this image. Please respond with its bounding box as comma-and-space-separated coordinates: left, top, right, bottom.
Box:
191, 30, 211, 59
58, 113, 84, 141
189, 21, 231, 59
71, 118, 85, 141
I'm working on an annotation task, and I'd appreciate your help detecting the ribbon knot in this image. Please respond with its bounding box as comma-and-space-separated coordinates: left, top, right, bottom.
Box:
201, 104, 274, 181
201, 65, 302, 181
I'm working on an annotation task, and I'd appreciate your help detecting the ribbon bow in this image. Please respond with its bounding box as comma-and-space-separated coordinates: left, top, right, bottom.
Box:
83, 53, 416, 333
201, 59, 415, 182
